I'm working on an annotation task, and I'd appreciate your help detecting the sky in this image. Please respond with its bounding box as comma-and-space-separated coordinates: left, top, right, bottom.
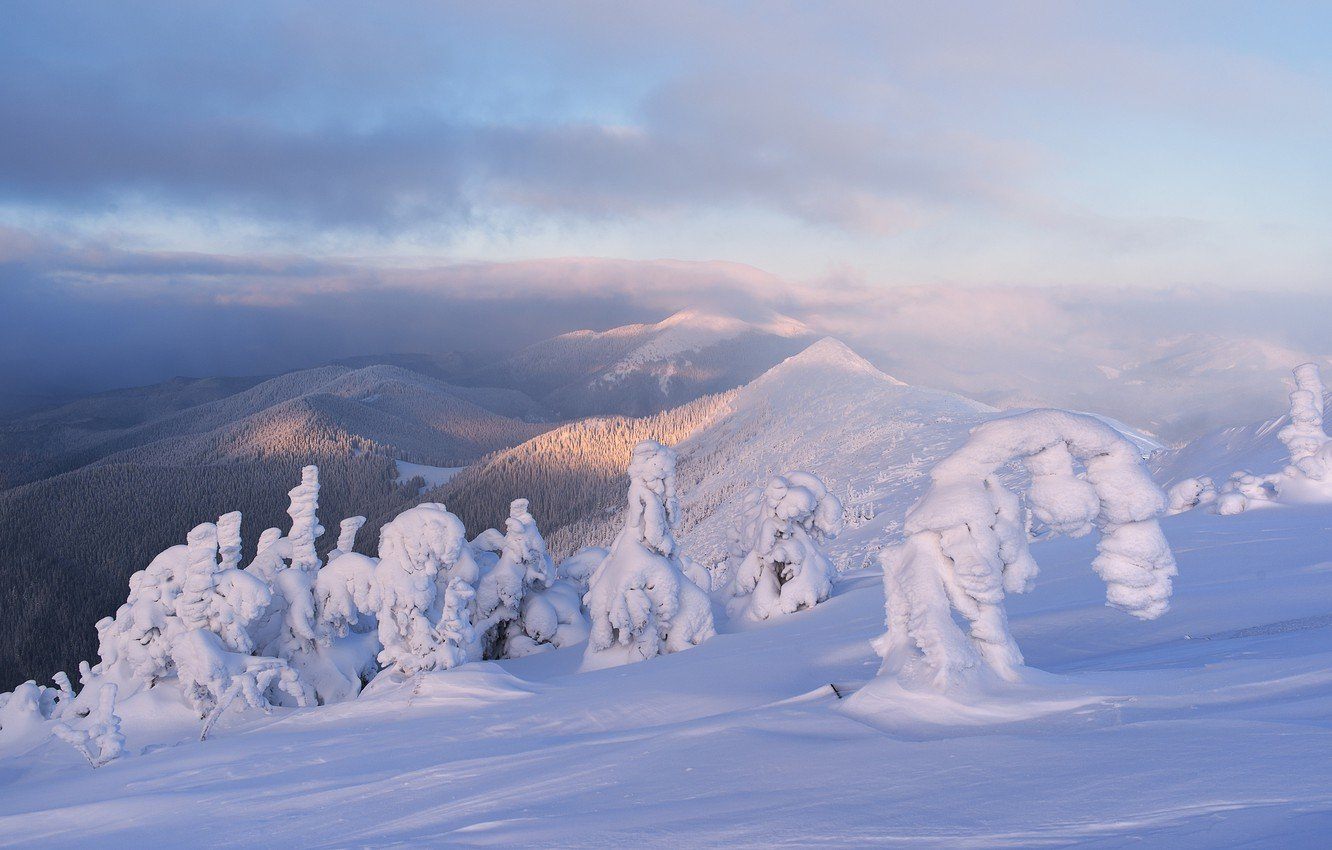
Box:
1, 1, 1330, 401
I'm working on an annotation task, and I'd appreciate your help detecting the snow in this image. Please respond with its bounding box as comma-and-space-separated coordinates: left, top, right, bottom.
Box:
394, 460, 467, 492
3, 503, 1332, 846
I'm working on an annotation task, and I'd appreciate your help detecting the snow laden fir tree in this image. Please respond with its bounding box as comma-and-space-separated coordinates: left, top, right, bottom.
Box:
722, 472, 843, 620
582, 441, 715, 670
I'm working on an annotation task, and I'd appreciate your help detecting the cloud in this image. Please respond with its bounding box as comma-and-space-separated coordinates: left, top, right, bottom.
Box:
5, 0, 1324, 269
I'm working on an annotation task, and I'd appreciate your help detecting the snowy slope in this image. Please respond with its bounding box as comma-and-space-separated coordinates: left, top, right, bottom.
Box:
674, 338, 994, 569
3, 503, 1331, 847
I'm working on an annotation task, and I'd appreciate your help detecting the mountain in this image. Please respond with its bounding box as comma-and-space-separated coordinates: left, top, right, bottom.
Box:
0, 364, 553, 489
436, 338, 995, 564
473, 308, 818, 418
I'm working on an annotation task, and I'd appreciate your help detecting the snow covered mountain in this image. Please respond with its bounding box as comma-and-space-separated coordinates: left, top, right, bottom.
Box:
438, 338, 996, 565
475, 308, 817, 417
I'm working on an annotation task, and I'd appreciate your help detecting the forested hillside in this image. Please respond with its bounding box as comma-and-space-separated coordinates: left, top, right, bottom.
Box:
426, 392, 739, 556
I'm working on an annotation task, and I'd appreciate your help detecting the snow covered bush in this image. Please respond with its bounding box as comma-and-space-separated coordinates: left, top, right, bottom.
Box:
92, 543, 189, 690
173, 629, 307, 736
93, 513, 271, 698
873, 410, 1177, 689
0, 674, 79, 746
583, 441, 715, 669
374, 503, 482, 676
52, 684, 124, 768
1166, 477, 1216, 516
723, 472, 844, 620
474, 498, 582, 659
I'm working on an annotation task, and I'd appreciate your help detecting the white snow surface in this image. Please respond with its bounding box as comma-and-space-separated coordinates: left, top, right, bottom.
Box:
3, 504, 1332, 846
394, 460, 467, 492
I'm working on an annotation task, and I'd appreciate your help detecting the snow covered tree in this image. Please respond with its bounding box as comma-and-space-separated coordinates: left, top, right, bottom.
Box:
474, 499, 554, 657
173, 629, 307, 733
91, 543, 191, 692
250, 466, 330, 704
52, 684, 124, 768
309, 548, 382, 700
1279, 362, 1330, 480
871, 410, 1177, 690
177, 520, 271, 654
217, 511, 243, 572
582, 441, 715, 669
473, 499, 589, 658
328, 515, 367, 560
1212, 363, 1332, 514
723, 472, 843, 620
90, 508, 304, 721
374, 503, 482, 676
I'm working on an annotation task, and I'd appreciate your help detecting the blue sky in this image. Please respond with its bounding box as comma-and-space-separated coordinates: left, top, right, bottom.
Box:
2, 2, 1330, 397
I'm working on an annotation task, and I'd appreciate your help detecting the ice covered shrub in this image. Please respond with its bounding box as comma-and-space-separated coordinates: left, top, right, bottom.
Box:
0, 673, 80, 746
374, 503, 481, 675
474, 499, 552, 651
1165, 477, 1216, 516
583, 441, 715, 669
874, 410, 1177, 689
473, 499, 586, 657
52, 684, 124, 768
723, 472, 844, 620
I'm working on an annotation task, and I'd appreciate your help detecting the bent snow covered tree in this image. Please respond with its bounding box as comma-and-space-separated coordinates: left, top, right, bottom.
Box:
875, 410, 1177, 689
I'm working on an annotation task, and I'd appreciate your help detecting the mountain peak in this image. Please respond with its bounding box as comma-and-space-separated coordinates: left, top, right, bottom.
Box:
656, 308, 812, 338
768, 337, 906, 385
